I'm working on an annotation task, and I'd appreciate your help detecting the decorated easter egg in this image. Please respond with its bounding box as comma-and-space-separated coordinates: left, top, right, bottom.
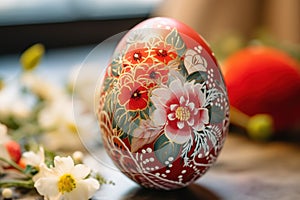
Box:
98, 17, 229, 190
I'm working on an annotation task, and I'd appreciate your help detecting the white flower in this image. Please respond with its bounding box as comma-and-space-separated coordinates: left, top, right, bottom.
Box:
184, 49, 207, 74
0, 86, 31, 120
21, 72, 64, 101
22, 147, 45, 168
38, 97, 75, 131
151, 79, 209, 144
34, 156, 100, 200
0, 123, 11, 168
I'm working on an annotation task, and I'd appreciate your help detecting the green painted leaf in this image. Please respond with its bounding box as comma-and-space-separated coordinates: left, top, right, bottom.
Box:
154, 134, 181, 165
209, 105, 225, 123
187, 71, 208, 84
127, 118, 140, 144
177, 60, 188, 78
111, 57, 123, 77
102, 77, 115, 92
165, 28, 186, 57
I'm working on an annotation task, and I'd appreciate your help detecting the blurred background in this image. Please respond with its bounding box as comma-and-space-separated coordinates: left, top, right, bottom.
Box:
0, 0, 299, 55
0, 0, 162, 55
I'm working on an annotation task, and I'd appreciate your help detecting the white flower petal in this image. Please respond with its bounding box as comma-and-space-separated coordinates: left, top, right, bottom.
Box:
188, 102, 195, 110
71, 164, 91, 180
194, 109, 199, 115
169, 79, 184, 99
165, 126, 191, 144
177, 121, 185, 129
167, 113, 176, 121
170, 104, 178, 111
151, 109, 166, 126
151, 87, 172, 105
54, 156, 74, 175
34, 177, 60, 199
64, 178, 100, 200
179, 96, 185, 105
32, 163, 56, 182
187, 118, 195, 126
201, 108, 210, 124
22, 147, 45, 167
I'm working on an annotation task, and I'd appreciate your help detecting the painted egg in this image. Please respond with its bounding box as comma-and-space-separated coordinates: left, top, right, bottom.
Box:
98, 17, 229, 190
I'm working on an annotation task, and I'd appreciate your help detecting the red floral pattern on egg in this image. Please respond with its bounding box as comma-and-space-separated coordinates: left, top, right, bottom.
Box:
98, 17, 229, 190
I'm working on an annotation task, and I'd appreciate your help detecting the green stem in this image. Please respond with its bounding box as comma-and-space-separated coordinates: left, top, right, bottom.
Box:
0, 179, 34, 189
0, 157, 31, 178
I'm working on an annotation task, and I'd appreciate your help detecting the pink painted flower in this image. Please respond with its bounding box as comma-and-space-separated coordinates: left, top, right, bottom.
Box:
151, 79, 209, 144
131, 119, 163, 152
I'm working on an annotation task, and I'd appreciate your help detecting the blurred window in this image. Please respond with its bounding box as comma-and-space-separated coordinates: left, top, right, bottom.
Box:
0, 0, 162, 25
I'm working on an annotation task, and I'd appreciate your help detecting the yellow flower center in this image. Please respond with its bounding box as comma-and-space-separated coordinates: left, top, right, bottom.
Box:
58, 174, 76, 194
175, 106, 190, 121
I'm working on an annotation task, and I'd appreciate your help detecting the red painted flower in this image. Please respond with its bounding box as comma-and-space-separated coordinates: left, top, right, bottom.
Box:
118, 68, 150, 111
124, 42, 150, 65
151, 41, 178, 64
137, 63, 169, 86
118, 81, 149, 111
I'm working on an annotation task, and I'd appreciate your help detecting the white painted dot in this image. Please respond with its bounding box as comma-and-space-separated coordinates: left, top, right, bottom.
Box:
168, 157, 174, 162
166, 170, 170, 174
155, 166, 159, 170
178, 175, 183, 178
168, 164, 173, 168
181, 170, 187, 174
165, 161, 169, 165
146, 148, 152, 153
149, 157, 154, 162
151, 168, 154, 171
162, 174, 167, 178
143, 161, 147, 165
142, 149, 146, 154
145, 159, 149, 163
155, 173, 160, 177
146, 167, 150, 171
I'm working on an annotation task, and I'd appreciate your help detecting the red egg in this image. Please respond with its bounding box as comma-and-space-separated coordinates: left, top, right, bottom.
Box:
222, 46, 300, 132
98, 17, 229, 190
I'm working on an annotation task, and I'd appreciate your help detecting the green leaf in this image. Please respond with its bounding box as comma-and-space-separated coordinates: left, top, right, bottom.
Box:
177, 60, 188, 78
187, 71, 208, 84
154, 134, 181, 165
20, 43, 45, 71
209, 105, 225, 123
24, 165, 39, 176
102, 77, 116, 92
111, 57, 123, 77
127, 117, 140, 144
165, 28, 186, 57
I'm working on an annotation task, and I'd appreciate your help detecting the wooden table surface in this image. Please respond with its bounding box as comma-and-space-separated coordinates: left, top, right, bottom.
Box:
1, 46, 299, 200
88, 133, 300, 200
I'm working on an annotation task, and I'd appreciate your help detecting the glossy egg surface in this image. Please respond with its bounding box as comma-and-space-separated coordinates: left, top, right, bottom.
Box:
98, 17, 229, 190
